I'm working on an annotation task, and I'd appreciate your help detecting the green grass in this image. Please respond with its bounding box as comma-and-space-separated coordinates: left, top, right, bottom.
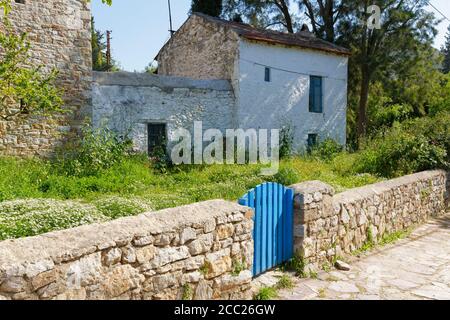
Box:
254, 286, 278, 300
0, 154, 382, 240
276, 275, 294, 289
0, 154, 381, 208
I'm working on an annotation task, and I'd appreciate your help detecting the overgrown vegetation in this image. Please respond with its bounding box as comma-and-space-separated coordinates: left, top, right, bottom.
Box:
0, 0, 63, 121
276, 275, 294, 290
254, 286, 278, 300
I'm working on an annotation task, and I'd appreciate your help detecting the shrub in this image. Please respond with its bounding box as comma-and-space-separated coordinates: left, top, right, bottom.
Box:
271, 167, 299, 186
254, 287, 278, 300
0, 199, 108, 240
93, 196, 153, 219
56, 124, 133, 177
279, 123, 295, 159
357, 114, 449, 177
310, 138, 344, 161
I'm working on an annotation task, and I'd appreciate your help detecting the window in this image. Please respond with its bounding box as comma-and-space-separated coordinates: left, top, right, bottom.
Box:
307, 134, 318, 151
309, 76, 323, 113
15, 0, 26, 4
264, 67, 271, 82
147, 123, 167, 155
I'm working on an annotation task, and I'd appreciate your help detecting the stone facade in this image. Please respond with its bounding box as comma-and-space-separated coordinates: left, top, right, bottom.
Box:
157, 14, 239, 80
292, 170, 449, 265
0, 200, 254, 300
92, 71, 235, 153
0, 0, 92, 156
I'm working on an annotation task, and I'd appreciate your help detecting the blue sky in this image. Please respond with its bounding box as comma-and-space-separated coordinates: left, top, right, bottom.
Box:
92, 0, 450, 72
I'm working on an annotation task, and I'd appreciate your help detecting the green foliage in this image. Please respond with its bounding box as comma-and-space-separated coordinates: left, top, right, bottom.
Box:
254, 286, 278, 300
0, 199, 108, 241
276, 275, 294, 289
271, 166, 299, 186
356, 112, 450, 177
91, 17, 119, 72
310, 138, 344, 161
442, 25, 450, 74
93, 196, 153, 219
378, 229, 412, 246
191, 0, 223, 17
149, 141, 170, 174
181, 284, 193, 300
231, 258, 246, 276
279, 123, 294, 159
283, 255, 307, 278
0, 1, 63, 121
56, 124, 133, 177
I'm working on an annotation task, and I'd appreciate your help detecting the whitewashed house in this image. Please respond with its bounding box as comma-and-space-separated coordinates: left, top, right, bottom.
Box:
93, 13, 350, 155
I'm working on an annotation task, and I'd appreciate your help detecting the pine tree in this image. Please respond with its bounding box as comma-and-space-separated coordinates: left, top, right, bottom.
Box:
442, 25, 450, 74
191, 0, 223, 17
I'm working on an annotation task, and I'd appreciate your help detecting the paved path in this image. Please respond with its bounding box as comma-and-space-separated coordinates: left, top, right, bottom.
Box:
278, 214, 450, 300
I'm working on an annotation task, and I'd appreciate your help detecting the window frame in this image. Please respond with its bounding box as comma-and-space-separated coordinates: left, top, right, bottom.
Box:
309, 75, 323, 113
264, 67, 271, 82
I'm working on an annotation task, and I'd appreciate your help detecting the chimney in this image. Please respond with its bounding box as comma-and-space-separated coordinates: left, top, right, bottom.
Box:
298, 24, 315, 37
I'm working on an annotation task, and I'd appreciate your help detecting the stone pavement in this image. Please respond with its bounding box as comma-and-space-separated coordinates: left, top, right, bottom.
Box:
277, 214, 450, 300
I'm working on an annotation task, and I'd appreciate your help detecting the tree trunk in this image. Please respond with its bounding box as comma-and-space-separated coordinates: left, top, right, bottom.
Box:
357, 64, 370, 146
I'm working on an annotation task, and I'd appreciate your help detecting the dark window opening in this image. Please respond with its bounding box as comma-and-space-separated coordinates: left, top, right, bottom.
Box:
307, 134, 318, 152
148, 123, 167, 156
15, 0, 26, 4
309, 76, 323, 113
264, 67, 271, 82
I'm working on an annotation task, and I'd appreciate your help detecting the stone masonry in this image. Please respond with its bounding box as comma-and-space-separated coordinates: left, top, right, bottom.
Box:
157, 14, 239, 81
0, 0, 92, 157
0, 200, 254, 300
292, 170, 449, 266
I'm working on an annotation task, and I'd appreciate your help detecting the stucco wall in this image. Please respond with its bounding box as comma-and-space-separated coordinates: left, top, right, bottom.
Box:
0, 200, 254, 300
92, 72, 235, 154
0, 0, 92, 157
157, 15, 239, 81
292, 170, 449, 265
237, 40, 348, 151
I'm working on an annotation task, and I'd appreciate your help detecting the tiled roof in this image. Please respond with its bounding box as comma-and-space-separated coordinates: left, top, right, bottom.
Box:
194, 12, 351, 56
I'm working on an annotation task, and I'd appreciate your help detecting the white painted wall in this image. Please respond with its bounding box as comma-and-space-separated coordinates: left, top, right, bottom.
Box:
92, 72, 235, 154
236, 40, 348, 152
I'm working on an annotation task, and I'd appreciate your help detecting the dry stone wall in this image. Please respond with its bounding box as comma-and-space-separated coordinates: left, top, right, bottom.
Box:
0, 0, 92, 157
0, 200, 254, 300
292, 170, 449, 265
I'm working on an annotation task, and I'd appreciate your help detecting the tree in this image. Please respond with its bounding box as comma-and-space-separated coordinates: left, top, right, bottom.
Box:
442, 25, 450, 73
299, 0, 350, 42
223, 0, 299, 33
91, 17, 119, 71
338, 0, 437, 143
0, 0, 63, 121
191, 0, 223, 17
91, 17, 107, 71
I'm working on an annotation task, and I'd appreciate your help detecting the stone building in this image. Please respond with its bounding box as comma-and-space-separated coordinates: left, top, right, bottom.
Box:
0, 0, 92, 156
95, 13, 350, 155
1, 2, 350, 157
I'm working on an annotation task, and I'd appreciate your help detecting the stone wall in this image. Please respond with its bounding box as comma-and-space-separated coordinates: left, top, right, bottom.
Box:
92, 71, 236, 154
0, 200, 254, 300
157, 14, 239, 81
0, 0, 92, 157
292, 170, 449, 265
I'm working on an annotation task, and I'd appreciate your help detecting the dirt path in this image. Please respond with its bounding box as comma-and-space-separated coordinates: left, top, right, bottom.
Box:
277, 214, 450, 300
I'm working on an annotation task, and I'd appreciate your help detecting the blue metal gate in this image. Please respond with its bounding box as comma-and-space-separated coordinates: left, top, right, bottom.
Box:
239, 182, 294, 276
